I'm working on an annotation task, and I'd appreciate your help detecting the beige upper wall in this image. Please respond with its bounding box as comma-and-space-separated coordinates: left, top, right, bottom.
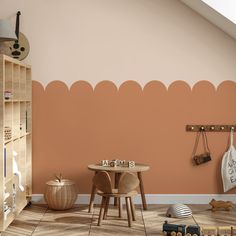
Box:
1, 0, 236, 87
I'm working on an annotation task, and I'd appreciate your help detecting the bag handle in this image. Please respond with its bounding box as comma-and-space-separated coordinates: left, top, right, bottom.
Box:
202, 131, 210, 153
192, 131, 200, 157
230, 128, 234, 147
192, 130, 210, 157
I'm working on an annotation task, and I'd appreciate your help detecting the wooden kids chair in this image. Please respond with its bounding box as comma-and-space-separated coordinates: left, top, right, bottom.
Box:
92, 171, 140, 227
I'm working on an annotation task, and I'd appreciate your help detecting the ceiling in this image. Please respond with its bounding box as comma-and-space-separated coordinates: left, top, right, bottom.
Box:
181, 0, 236, 40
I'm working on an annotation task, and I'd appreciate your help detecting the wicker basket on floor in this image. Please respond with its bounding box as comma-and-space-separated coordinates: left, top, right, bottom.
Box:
44, 179, 77, 210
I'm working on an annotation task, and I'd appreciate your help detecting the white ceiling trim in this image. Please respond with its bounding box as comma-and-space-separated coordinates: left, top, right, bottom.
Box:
202, 0, 236, 24
181, 0, 236, 40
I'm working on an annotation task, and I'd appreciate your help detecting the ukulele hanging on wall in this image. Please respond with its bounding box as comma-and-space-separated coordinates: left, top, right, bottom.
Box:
8, 11, 30, 60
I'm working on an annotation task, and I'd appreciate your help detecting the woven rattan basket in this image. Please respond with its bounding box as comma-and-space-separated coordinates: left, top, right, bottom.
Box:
44, 179, 77, 210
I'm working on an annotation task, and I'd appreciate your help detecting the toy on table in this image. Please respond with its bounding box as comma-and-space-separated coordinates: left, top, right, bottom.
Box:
100, 159, 135, 168
209, 198, 233, 211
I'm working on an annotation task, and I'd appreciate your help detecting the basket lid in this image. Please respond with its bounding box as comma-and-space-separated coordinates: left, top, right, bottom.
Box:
46, 179, 75, 186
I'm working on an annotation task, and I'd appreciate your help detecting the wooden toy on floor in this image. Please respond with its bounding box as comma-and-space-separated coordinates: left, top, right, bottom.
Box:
209, 198, 233, 211
162, 221, 236, 236
232, 226, 236, 236
218, 226, 232, 236
201, 226, 217, 236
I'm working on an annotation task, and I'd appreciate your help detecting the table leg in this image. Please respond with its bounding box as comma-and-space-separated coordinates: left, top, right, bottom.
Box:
137, 172, 147, 210
114, 172, 121, 206
88, 172, 97, 213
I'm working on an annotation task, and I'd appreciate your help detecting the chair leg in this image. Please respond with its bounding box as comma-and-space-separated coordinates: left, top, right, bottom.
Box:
103, 197, 110, 220
88, 183, 97, 213
125, 197, 132, 227
130, 197, 136, 221
114, 173, 121, 206
98, 196, 106, 226
118, 197, 123, 218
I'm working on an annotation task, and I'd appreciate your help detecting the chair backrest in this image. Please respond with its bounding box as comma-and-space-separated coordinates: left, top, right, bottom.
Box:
93, 171, 112, 193
118, 172, 139, 194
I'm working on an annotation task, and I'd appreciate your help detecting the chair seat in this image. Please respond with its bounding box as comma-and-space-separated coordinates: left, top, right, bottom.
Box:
97, 189, 138, 197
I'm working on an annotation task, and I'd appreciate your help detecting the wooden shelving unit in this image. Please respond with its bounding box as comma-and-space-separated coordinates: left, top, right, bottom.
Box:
0, 54, 32, 231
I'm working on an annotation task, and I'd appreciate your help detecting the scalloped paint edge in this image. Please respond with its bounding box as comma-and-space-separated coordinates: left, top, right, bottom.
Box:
32, 80, 236, 92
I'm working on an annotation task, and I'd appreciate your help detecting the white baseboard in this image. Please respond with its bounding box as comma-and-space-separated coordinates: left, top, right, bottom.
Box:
31, 194, 236, 205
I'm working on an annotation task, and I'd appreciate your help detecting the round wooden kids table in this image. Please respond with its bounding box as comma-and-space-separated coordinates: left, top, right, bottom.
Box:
87, 163, 150, 213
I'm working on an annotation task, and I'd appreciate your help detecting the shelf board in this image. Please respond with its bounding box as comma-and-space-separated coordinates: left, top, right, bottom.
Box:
4, 99, 31, 103
4, 133, 31, 144
0, 54, 31, 68
4, 139, 12, 144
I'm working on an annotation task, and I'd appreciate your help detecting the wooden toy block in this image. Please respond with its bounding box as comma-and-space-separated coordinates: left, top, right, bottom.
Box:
109, 160, 118, 167
201, 226, 217, 236
118, 160, 125, 166
128, 161, 135, 168
232, 226, 236, 236
218, 226, 232, 236
101, 160, 109, 167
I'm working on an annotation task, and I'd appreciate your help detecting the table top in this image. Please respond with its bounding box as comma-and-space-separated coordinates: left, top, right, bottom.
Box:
88, 163, 150, 173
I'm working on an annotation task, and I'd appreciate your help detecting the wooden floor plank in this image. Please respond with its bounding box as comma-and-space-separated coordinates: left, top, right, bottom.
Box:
1, 205, 47, 236
32, 206, 92, 236
89, 204, 146, 236
1, 204, 236, 236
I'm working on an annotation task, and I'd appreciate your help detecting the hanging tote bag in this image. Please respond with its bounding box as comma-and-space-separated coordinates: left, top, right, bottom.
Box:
221, 129, 236, 192
192, 130, 212, 165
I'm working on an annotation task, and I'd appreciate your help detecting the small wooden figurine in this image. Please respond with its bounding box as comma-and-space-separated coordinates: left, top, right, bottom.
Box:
209, 198, 233, 212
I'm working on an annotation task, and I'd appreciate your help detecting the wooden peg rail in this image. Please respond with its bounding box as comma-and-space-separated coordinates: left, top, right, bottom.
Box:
186, 125, 236, 132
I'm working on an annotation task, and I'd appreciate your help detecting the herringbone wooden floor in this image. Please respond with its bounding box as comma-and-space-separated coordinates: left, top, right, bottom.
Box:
1, 204, 236, 235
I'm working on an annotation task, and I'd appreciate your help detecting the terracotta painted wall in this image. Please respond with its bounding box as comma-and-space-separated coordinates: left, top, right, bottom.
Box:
32, 80, 236, 194
1, 0, 236, 194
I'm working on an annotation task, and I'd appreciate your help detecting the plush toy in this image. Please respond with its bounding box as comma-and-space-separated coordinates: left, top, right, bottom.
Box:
209, 198, 233, 211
